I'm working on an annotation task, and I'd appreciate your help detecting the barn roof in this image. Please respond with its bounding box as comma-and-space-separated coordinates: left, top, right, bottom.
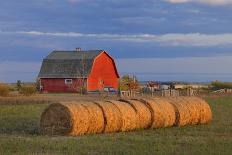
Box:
38, 50, 103, 78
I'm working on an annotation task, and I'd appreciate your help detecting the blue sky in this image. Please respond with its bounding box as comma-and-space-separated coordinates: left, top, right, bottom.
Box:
0, 0, 232, 82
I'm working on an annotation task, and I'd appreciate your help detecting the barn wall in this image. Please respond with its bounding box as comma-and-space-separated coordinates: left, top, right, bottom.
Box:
40, 78, 86, 93
87, 52, 119, 91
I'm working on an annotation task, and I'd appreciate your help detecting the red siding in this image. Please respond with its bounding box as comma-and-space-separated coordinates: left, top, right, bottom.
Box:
87, 52, 119, 91
41, 78, 86, 93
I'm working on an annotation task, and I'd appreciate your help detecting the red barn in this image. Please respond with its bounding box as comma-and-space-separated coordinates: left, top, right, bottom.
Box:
38, 49, 119, 93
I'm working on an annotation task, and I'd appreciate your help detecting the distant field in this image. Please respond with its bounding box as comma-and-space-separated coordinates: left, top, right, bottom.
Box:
0, 96, 231, 155
0, 93, 119, 105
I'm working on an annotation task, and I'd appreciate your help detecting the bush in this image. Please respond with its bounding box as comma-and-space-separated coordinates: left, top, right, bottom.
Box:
0, 83, 10, 97
19, 85, 37, 96
211, 80, 232, 90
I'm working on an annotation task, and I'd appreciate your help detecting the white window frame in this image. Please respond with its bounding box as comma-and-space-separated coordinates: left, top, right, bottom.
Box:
65, 79, 73, 84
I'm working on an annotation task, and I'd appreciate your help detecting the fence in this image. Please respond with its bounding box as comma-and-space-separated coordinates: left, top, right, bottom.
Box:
120, 88, 198, 98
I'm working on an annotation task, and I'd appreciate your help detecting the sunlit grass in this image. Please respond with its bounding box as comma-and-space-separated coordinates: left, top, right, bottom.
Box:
0, 96, 231, 154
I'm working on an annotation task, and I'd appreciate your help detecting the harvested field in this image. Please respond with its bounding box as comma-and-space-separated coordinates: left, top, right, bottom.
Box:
0, 95, 231, 155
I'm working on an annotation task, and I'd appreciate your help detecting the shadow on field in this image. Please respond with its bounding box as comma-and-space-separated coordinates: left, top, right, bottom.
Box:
0, 104, 49, 135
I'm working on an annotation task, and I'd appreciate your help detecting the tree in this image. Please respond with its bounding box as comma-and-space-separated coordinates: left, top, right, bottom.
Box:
16, 80, 22, 91
119, 75, 139, 91
211, 80, 232, 90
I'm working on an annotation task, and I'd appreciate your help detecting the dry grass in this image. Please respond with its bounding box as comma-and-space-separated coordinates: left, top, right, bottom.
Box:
0, 84, 10, 97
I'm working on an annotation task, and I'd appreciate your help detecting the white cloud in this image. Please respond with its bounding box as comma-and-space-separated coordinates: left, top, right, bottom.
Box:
165, 0, 232, 5
1, 30, 232, 47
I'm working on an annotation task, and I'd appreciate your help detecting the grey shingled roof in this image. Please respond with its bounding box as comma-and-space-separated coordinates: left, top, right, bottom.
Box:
38, 50, 103, 78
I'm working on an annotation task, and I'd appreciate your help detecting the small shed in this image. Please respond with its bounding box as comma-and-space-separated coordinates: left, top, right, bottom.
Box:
38, 49, 119, 93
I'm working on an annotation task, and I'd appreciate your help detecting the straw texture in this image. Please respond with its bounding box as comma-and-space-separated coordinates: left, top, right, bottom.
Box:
40, 97, 212, 136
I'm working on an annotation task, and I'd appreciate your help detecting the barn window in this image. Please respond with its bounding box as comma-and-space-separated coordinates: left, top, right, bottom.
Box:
65, 79, 73, 84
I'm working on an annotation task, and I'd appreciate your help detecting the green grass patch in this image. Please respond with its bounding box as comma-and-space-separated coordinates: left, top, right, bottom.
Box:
0, 96, 231, 154
0, 104, 48, 134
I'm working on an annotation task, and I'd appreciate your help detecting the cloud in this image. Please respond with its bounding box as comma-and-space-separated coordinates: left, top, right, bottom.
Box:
1, 30, 232, 47
165, 0, 232, 5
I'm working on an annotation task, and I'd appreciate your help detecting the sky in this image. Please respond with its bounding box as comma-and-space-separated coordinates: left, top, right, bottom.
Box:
0, 0, 232, 82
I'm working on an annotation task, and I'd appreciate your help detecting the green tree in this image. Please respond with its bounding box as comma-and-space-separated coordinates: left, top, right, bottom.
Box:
16, 80, 22, 91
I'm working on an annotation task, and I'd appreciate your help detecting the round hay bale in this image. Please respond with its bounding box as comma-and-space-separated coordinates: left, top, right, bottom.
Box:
81, 102, 105, 134
152, 98, 176, 127
108, 100, 137, 131
94, 101, 122, 133
166, 97, 192, 126
192, 97, 212, 124
139, 99, 165, 128
181, 97, 201, 125
120, 99, 152, 129
174, 97, 195, 125
40, 102, 90, 136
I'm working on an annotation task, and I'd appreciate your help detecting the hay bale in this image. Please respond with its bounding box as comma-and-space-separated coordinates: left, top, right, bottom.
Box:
108, 100, 137, 131
67, 102, 90, 136
139, 99, 165, 128
120, 99, 152, 129
166, 97, 212, 126
81, 102, 105, 134
152, 98, 176, 127
181, 97, 201, 125
40, 102, 90, 136
173, 97, 195, 125
166, 97, 192, 126
192, 97, 212, 124
94, 101, 122, 133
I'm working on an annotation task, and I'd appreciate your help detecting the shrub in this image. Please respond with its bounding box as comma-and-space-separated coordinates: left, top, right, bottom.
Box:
0, 83, 10, 97
17, 80, 22, 91
19, 85, 37, 96
211, 80, 232, 90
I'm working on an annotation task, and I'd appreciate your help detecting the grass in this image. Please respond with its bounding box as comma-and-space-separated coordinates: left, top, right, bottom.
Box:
0, 96, 231, 154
